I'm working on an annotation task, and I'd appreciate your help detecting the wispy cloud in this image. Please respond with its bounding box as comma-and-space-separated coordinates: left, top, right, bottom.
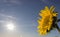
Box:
0, 13, 16, 23
0, 20, 5, 23
4, 0, 21, 4
0, 0, 22, 6
0, 13, 16, 19
40, 0, 50, 4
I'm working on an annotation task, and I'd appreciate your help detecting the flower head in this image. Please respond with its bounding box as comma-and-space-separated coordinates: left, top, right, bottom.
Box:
37, 6, 58, 35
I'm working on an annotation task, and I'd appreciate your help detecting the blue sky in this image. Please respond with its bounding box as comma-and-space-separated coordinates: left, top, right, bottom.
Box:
0, 0, 60, 37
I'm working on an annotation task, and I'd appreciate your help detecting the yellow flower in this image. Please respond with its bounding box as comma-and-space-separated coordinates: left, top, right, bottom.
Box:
37, 6, 58, 35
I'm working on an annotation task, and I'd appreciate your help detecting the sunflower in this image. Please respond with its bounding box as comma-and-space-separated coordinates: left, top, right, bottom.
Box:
37, 6, 58, 35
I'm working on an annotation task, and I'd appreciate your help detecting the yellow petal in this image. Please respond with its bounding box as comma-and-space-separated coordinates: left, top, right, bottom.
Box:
37, 6, 57, 35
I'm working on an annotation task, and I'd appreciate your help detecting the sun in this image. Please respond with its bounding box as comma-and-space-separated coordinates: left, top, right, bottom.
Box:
6, 22, 15, 30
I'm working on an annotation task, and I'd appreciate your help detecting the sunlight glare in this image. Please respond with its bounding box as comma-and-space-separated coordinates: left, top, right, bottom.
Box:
6, 23, 15, 30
